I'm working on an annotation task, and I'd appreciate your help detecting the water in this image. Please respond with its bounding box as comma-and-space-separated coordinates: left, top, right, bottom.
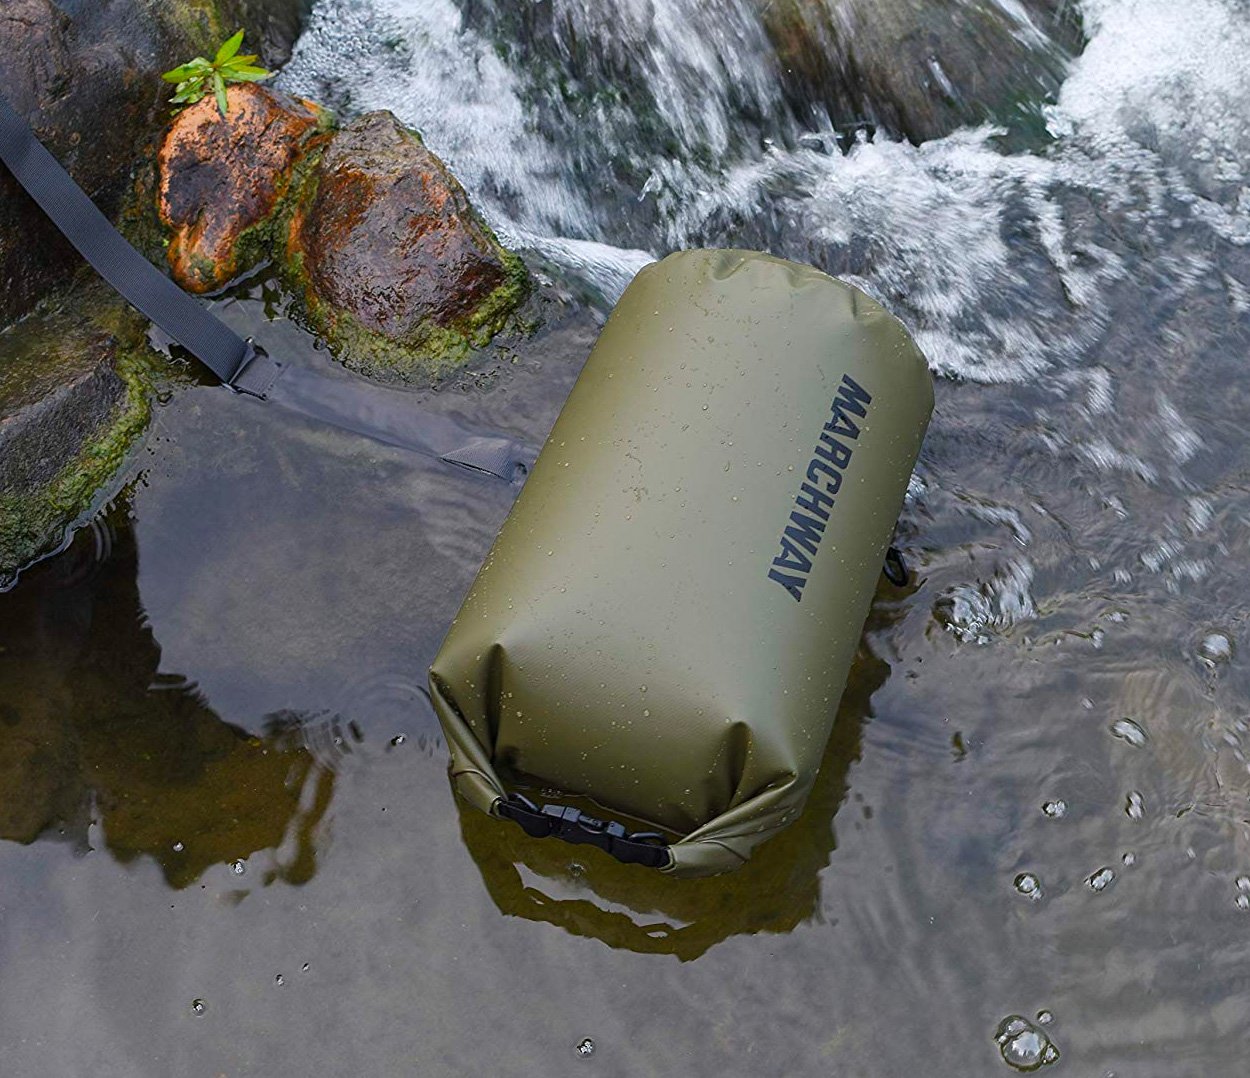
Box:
3, 0, 1250, 1074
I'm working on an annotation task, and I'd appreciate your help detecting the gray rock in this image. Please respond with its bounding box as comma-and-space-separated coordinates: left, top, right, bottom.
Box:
0, 321, 125, 494
0, 286, 151, 582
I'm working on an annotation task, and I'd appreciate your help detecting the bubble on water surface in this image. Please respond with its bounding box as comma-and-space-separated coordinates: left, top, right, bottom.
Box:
1087, 866, 1116, 892
995, 1016, 1059, 1071
1110, 718, 1147, 747
1198, 632, 1233, 666
275, 974, 285, 987
1014, 873, 1042, 899
1126, 791, 1145, 820
576, 1038, 595, 1057
172, 842, 185, 852
191, 999, 206, 1016
1042, 800, 1067, 818
230, 860, 246, 876
933, 561, 1037, 644
1036, 1010, 1054, 1026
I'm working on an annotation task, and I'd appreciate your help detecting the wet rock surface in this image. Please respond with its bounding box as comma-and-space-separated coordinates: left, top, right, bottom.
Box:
156, 90, 530, 381
760, 0, 1084, 144
159, 83, 331, 293
0, 285, 151, 583
0, 0, 312, 327
0, 319, 126, 494
285, 111, 529, 382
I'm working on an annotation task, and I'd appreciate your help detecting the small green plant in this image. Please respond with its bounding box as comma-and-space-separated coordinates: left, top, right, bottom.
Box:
162, 30, 273, 118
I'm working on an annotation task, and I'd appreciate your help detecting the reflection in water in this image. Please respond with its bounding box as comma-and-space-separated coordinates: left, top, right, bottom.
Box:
0, 497, 335, 889
459, 619, 894, 961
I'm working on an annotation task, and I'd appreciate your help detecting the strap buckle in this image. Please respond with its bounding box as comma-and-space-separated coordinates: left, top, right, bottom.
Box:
496, 794, 671, 869
883, 545, 910, 587
228, 339, 285, 400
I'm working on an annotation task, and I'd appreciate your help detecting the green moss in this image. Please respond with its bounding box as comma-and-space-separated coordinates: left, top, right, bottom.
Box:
0, 304, 154, 583
153, 0, 228, 54
295, 249, 531, 384
283, 194, 532, 384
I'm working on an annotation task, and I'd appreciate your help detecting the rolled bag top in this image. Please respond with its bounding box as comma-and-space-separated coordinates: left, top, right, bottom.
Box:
430, 248, 934, 877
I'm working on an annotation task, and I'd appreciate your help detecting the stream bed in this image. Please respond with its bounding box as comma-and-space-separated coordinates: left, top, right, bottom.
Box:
2, 0, 1250, 1074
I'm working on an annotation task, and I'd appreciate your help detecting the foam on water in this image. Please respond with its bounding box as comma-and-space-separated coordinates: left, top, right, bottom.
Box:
281, 0, 1250, 384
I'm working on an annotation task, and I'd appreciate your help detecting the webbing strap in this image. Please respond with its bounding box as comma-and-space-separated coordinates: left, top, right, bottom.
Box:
0, 90, 282, 395
0, 90, 531, 481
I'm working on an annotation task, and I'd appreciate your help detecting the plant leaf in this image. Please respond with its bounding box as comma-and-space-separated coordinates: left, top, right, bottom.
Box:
224, 70, 272, 84
162, 63, 200, 82
215, 29, 245, 65
223, 54, 259, 68
213, 72, 229, 117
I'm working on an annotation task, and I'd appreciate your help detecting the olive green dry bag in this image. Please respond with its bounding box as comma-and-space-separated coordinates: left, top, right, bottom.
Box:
430, 249, 933, 877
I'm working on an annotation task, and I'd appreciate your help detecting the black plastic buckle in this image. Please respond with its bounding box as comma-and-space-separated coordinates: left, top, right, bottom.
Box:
228, 339, 285, 400
496, 794, 671, 869
883, 546, 910, 587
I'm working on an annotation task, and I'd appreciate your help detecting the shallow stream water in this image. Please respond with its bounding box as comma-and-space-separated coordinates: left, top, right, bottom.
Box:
3, 0, 1250, 1074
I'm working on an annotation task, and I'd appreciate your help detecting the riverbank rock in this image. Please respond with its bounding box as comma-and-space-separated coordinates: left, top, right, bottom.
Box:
285, 111, 529, 382
0, 285, 152, 584
760, 0, 1085, 143
0, 0, 312, 328
158, 84, 332, 293
156, 89, 530, 382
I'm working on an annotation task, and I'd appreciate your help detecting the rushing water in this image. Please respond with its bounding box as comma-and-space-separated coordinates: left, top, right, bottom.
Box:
3, 0, 1250, 1074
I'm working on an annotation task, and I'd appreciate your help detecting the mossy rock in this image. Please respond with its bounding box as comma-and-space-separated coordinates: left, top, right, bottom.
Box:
282, 111, 531, 383
158, 83, 335, 294
0, 284, 155, 584
0, 0, 313, 328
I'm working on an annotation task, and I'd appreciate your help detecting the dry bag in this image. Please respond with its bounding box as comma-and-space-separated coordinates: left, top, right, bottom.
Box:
429, 249, 933, 877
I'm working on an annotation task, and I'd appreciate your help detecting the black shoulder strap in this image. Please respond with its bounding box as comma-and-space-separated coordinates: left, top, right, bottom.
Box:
0, 90, 282, 397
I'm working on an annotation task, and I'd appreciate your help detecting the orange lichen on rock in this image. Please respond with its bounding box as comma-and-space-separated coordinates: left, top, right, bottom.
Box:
288, 111, 517, 339
158, 83, 330, 292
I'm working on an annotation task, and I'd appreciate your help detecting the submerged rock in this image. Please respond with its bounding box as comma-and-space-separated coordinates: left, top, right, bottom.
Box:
0, 285, 151, 583
285, 111, 529, 382
759, 0, 1084, 143
0, 0, 313, 327
159, 84, 332, 293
